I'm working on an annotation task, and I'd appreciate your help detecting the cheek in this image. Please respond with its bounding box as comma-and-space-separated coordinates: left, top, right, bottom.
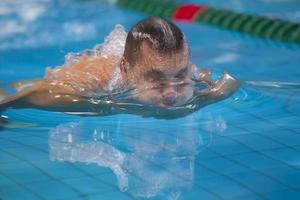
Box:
133, 84, 161, 103
174, 85, 194, 105
177, 84, 193, 96
132, 80, 194, 106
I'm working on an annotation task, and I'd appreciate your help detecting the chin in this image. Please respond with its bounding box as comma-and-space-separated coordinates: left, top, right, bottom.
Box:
150, 97, 189, 108
155, 102, 174, 109
134, 90, 193, 108
157, 104, 178, 109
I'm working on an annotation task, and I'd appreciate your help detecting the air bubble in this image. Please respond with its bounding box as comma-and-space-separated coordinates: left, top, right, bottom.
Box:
65, 24, 127, 64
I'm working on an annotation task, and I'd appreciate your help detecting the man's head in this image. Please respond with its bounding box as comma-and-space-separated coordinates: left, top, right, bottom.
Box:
120, 17, 194, 108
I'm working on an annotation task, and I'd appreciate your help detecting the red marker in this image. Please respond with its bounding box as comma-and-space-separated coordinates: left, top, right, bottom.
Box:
173, 4, 206, 22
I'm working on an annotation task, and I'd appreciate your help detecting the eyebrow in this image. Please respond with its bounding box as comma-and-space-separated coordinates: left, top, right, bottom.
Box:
144, 69, 166, 79
144, 66, 188, 79
175, 66, 188, 76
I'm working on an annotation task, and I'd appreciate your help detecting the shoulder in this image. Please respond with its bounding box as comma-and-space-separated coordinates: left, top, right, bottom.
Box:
43, 55, 121, 94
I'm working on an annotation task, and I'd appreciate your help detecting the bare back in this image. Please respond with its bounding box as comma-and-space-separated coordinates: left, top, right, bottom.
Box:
44, 56, 120, 95
0, 56, 121, 111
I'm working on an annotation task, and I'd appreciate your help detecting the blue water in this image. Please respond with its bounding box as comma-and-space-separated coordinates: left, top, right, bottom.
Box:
0, 0, 300, 200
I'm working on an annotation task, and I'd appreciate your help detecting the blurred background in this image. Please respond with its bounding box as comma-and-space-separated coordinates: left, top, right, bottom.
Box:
1, 0, 300, 84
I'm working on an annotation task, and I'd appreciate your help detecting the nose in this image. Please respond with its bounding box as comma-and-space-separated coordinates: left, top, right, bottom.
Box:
162, 87, 177, 105
163, 95, 177, 105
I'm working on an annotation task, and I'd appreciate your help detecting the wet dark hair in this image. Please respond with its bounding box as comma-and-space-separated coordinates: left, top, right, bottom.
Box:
123, 17, 185, 66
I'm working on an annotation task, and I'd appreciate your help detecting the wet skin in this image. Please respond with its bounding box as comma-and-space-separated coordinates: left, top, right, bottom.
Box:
121, 42, 194, 108
0, 42, 240, 113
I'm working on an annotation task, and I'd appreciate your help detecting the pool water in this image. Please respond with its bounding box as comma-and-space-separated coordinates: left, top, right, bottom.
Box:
0, 0, 300, 200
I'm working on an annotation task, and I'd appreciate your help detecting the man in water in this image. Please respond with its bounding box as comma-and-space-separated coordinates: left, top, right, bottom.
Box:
0, 17, 239, 112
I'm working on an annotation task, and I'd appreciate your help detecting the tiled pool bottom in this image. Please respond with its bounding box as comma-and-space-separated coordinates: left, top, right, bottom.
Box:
0, 0, 300, 199
0, 86, 299, 200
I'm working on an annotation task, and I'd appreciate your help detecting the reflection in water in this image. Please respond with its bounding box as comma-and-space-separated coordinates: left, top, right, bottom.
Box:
48, 115, 220, 199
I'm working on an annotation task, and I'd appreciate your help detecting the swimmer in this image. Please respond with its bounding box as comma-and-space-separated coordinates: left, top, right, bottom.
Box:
0, 17, 240, 112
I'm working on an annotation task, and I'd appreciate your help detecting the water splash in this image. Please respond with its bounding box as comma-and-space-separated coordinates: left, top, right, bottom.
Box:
65, 24, 127, 64
54, 80, 224, 119
246, 80, 300, 90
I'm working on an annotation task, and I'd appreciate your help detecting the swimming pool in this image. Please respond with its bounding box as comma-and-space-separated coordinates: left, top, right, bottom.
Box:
0, 0, 299, 199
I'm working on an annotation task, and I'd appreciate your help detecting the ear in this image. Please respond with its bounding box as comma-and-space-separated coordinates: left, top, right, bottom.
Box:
120, 56, 128, 80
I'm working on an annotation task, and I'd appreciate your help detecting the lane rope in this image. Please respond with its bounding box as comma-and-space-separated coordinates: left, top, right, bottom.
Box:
115, 0, 300, 43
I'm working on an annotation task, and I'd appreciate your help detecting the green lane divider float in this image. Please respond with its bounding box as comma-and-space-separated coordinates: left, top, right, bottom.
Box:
115, 0, 300, 43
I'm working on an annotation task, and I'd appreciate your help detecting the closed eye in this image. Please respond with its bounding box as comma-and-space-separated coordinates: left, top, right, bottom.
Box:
144, 69, 166, 80
175, 67, 188, 78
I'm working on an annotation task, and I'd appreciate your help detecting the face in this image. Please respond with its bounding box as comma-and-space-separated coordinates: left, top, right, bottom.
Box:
121, 42, 194, 108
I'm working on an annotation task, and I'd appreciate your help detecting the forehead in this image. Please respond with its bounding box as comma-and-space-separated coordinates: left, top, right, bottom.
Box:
138, 41, 190, 74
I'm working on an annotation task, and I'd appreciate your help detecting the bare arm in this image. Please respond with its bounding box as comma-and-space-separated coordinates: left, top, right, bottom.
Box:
195, 68, 240, 102
0, 56, 117, 112
0, 80, 90, 111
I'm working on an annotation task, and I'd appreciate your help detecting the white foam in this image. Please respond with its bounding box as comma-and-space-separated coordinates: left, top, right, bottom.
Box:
63, 22, 97, 41
0, 0, 99, 50
18, 2, 45, 22
211, 52, 239, 64
0, 20, 26, 37
98, 24, 127, 57
43, 25, 127, 93
65, 24, 127, 64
